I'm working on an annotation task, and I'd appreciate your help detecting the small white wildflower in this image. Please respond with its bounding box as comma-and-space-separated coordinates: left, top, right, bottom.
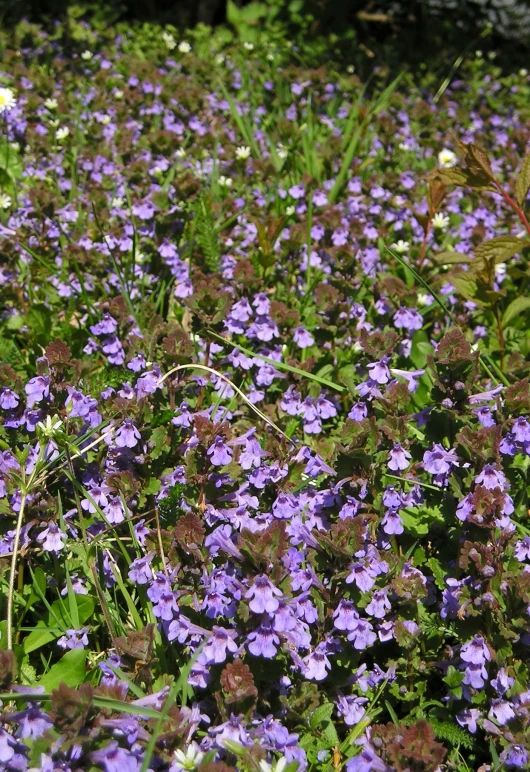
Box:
56, 126, 70, 141
285, 205, 295, 216
81, 50, 93, 61
390, 240, 410, 254
475, 50, 483, 58
0, 87, 16, 114
97, 114, 111, 125
215, 54, 225, 65
417, 292, 433, 307
438, 148, 457, 168
175, 148, 186, 159
259, 757, 289, 772
276, 143, 288, 159
10, 141, 19, 152
235, 145, 251, 160
173, 742, 204, 771
49, 118, 60, 128
36, 415, 64, 439
218, 175, 233, 188
267, 53, 275, 61
114, 89, 124, 99
353, 341, 363, 354
495, 263, 507, 280
162, 31, 177, 50
0, 193, 12, 210
243, 42, 254, 51
178, 41, 191, 54
487, 51, 496, 60
346, 64, 355, 73
44, 97, 58, 110
519, 68, 528, 77
111, 196, 124, 208
432, 212, 450, 230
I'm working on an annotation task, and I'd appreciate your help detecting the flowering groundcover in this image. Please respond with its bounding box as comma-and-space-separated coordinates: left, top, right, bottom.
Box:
0, 21, 530, 772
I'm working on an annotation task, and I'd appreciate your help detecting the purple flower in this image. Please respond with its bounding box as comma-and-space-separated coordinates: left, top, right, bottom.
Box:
456, 708, 481, 734
423, 443, 459, 474
91, 740, 140, 772
336, 694, 368, 726
345, 563, 377, 592
367, 358, 391, 384
293, 326, 315, 348
0, 389, 19, 410
387, 443, 411, 471
25, 376, 50, 408
512, 416, 530, 443
460, 635, 491, 665
365, 589, 391, 618
201, 626, 238, 664
347, 619, 377, 650
462, 662, 488, 689
474, 464, 507, 490
381, 509, 404, 535
500, 745, 529, 768
114, 419, 141, 448
37, 522, 66, 553
245, 575, 282, 614
58, 628, 89, 650
488, 698, 515, 725
207, 436, 233, 466
304, 643, 331, 681
393, 306, 423, 331
248, 618, 280, 658
12, 707, 53, 739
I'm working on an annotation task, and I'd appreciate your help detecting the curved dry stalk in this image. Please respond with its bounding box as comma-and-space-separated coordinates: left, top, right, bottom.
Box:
7, 490, 28, 650
158, 363, 294, 445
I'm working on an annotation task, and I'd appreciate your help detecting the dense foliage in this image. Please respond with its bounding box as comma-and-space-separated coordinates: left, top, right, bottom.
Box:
1, 19, 530, 772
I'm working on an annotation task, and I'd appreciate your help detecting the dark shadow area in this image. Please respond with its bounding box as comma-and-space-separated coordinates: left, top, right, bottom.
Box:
1, 0, 529, 69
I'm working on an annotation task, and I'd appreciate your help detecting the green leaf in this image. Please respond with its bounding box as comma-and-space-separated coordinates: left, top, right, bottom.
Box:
309, 702, 334, 729
515, 152, 530, 206
24, 595, 95, 653
473, 235, 525, 266
501, 296, 530, 328
38, 649, 87, 690
0, 139, 23, 183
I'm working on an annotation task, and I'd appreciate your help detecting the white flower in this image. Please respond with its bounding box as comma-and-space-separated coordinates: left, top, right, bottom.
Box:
81, 50, 93, 61
114, 89, 124, 100
0, 87, 16, 114
417, 292, 433, 307
215, 54, 225, 65
111, 196, 124, 208
10, 141, 19, 152
0, 193, 12, 210
390, 240, 410, 254
44, 98, 58, 110
56, 126, 70, 141
259, 757, 289, 772
432, 212, 450, 230
285, 205, 295, 216
495, 263, 507, 280
175, 148, 186, 159
276, 143, 288, 159
267, 53, 275, 61
173, 742, 204, 771
162, 31, 176, 50
519, 68, 528, 77
97, 114, 111, 125
218, 175, 233, 188
36, 416, 64, 439
178, 41, 191, 54
475, 49, 483, 58
347, 64, 355, 73
438, 148, 457, 168
235, 145, 251, 160
243, 42, 254, 51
